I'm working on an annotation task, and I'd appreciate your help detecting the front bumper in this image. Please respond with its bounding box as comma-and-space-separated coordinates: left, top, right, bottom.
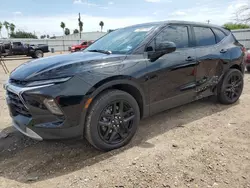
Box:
4, 77, 90, 140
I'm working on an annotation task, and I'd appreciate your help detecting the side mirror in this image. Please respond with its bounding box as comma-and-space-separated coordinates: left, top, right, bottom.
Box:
147, 41, 176, 62
156, 41, 176, 53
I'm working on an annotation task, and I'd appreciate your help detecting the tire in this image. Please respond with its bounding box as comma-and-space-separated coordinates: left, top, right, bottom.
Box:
217, 69, 244, 104
33, 50, 44, 58
247, 67, 250, 72
85, 90, 140, 151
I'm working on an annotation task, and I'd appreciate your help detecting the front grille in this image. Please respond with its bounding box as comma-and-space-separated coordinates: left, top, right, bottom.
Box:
7, 90, 31, 117
9, 79, 28, 86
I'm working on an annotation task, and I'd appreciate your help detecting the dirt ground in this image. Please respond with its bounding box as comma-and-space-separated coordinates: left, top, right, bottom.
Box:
0, 54, 249, 188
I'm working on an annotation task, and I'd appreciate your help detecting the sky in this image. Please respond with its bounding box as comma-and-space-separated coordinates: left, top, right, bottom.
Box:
0, 0, 249, 38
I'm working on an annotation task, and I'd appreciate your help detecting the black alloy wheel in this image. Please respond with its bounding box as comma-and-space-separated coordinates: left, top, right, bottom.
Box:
98, 100, 135, 145
85, 90, 140, 151
218, 69, 244, 104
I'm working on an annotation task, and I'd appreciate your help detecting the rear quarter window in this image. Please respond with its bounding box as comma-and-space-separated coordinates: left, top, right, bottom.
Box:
193, 27, 216, 47
212, 28, 227, 43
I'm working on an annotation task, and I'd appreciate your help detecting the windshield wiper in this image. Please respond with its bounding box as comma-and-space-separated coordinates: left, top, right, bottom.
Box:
88, 49, 112, 55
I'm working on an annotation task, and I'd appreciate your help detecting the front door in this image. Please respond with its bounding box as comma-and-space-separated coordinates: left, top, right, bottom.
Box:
12, 42, 24, 55
146, 25, 197, 115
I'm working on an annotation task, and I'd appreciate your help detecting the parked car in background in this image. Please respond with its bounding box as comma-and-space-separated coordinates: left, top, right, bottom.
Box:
71, 40, 94, 52
245, 50, 250, 72
0, 42, 49, 58
4, 21, 245, 151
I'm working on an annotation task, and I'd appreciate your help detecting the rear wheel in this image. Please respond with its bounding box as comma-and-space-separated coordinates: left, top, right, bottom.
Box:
85, 90, 140, 151
217, 69, 244, 104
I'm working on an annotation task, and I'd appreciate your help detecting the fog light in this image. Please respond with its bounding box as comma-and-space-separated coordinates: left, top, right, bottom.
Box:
43, 98, 63, 115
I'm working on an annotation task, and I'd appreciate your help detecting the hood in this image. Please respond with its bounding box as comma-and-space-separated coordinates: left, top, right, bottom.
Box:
10, 52, 127, 81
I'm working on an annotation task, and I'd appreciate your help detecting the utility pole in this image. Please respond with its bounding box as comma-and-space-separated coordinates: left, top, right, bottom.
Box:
206, 20, 210, 24
78, 13, 81, 39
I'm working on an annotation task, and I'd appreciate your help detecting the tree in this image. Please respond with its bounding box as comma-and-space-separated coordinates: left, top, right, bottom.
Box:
40, 35, 46, 39
235, 5, 250, 23
79, 21, 83, 33
78, 13, 83, 38
9, 23, 15, 34
64, 28, 70, 35
73, 29, 79, 34
60, 22, 65, 35
3, 21, 10, 38
10, 30, 38, 38
47, 34, 50, 39
0, 22, 2, 38
99, 21, 104, 32
223, 22, 250, 30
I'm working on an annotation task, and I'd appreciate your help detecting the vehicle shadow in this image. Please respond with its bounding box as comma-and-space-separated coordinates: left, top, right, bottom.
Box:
0, 96, 238, 183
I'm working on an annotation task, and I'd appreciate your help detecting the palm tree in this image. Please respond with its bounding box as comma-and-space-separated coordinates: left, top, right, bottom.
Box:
99, 21, 104, 32
9, 23, 15, 34
60, 22, 65, 35
0, 22, 2, 38
73, 29, 79, 34
3, 21, 10, 38
64, 28, 70, 35
79, 21, 83, 33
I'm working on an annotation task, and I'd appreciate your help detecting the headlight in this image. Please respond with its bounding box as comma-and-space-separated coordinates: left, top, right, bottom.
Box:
26, 77, 71, 87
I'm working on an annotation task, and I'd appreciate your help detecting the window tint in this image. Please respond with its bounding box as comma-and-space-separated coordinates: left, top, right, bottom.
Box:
212, 28, 226, 42
194, 27, 216, 46
155, 25, 189, 48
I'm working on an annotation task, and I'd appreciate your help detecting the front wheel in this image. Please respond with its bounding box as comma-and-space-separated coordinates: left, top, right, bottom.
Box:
217, 69, 244, 104
32, 50, 44, 58
247, 67, 250, 72
85, 90, 140, 151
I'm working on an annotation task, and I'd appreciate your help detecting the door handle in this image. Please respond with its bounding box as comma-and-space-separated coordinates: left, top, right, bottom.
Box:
220, 49, 227, 53
185, 56, 195, 61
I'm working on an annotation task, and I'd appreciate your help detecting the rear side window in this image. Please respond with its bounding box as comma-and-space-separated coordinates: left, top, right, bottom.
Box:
212, 28, 227, 43
194, 27, 216, 46
155, 25, 189, 48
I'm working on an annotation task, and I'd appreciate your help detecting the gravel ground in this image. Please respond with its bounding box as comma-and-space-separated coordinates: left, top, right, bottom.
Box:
0, 54, 249, 188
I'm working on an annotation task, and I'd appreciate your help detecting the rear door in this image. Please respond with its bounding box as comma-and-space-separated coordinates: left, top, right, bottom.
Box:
193, 26, 229, 94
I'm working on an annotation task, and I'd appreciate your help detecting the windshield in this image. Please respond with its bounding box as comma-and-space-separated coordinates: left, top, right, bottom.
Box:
85, 24, 158, 54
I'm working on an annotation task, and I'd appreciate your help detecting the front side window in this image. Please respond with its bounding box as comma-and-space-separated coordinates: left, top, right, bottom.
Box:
155, 25, 189, 49
194, 27, 216, 46
85, 24, 158, 54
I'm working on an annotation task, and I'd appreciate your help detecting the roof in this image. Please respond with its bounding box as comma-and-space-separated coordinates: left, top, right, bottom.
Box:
125, 20, 223, 29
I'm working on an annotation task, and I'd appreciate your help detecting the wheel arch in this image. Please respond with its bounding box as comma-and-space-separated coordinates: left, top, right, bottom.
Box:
230, 64, 244, 73
86, 75, 148, 119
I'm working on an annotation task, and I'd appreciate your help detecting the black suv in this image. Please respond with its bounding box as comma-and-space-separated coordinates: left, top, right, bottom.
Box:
4, 21, 245, 151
